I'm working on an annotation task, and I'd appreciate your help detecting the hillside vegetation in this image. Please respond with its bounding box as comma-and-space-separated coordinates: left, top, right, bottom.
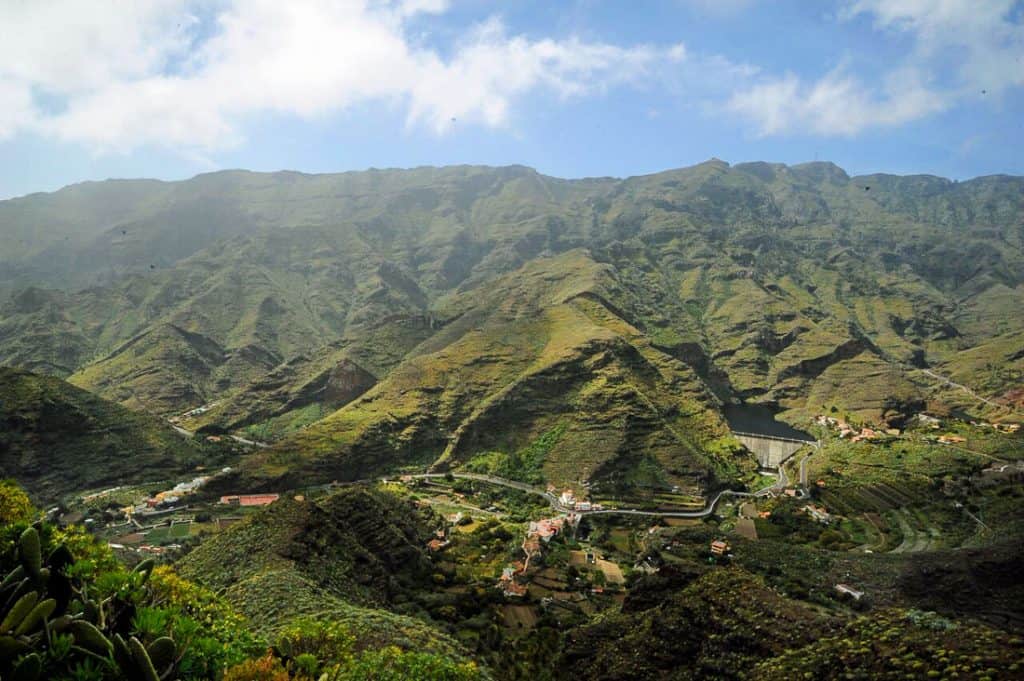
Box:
0, 367, 217, 502
0, 482, 487, 680
1, 161, 1022, 494
177, 488, 440, 630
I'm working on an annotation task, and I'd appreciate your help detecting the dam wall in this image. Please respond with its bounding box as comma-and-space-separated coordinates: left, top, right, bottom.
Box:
734, 431, 814, 469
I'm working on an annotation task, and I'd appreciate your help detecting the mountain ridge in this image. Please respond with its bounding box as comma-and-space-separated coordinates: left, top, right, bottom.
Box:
2, 159, 1021, 495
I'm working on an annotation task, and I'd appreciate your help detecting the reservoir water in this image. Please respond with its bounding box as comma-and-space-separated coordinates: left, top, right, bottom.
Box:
723, 403, 814, 441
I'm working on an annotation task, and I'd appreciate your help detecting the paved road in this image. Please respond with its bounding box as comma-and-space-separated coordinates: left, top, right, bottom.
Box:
170, 424, 193, 438
774, 462, 790, 492
956, 502, 990, 531
584, 488, 754, 518
228, 435, 269, 448
410, 472, 777, 519
168, 422, 269, 448
921, 369, 1008, 411
798, 440, 822, 488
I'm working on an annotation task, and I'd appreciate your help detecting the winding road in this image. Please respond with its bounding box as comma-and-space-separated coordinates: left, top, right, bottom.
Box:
169, 422, 269, 448
408, 472, 771, 519
798, 440, 822, 487
925, 372, 1003, 409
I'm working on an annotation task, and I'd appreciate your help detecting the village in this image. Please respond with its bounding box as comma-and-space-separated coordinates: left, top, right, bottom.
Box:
398, 474, 873, 631
48, 406, 1021, 639
55, 467, 286, 561
814, 412, 1019, 443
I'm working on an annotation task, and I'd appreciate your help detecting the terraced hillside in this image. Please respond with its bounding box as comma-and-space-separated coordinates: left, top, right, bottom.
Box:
1, 161, 1021, 494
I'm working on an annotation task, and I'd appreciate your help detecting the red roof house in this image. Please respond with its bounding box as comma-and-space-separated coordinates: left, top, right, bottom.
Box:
219, 494, 280, 507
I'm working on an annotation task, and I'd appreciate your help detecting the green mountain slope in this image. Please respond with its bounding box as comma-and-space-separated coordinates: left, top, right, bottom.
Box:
0, 367, 213, 501
1, 160, 1021, 494
560, 564, 1024, 681
175, 486, 473, 660
561, 567, 835, 679
228, 250, 740, 494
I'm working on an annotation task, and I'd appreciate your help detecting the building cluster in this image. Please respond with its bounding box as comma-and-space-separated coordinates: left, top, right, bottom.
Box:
426, 522, 453, 553
169, 401, 219, 423
497, 561, 529, 598
528, 516, 570, 541
802, 503, 833, 524
497, 514, 578, 598
977, 461, 1024, 488
137, 543, 183, 556
426, 510, 471, 552
128, 475, 206, 516
633, 558, 659, 575
427, 537, 449, 552
123, 468, 234, 518
556, 489, 602, 512
819, 413, 1021, 443
815, 415, 899, 441
971, 421, 1020, 434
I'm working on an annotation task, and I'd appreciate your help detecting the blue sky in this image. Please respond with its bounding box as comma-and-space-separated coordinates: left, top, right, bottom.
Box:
1, 0, 1022, 199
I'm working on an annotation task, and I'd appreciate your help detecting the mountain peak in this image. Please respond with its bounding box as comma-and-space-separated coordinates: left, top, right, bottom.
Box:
790, 161, 850, 183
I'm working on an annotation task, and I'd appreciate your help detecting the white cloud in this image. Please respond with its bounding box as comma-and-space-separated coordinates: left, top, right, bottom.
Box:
407, 19, 686, 132
845, 0, 1024, 94
0, 1, 195, 95
0, 0, 684, 151
727, 0, 1023, 136
727, 65, 947, 136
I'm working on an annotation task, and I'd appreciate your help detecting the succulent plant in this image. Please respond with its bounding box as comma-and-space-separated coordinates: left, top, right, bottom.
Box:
0, 527, 179, 680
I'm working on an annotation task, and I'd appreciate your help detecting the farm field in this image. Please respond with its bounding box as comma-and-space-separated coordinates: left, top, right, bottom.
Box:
144, 521, 192, 542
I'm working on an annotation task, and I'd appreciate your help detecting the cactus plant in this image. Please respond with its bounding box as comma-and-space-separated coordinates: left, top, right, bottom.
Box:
0, 527, 183, 681
1, 565, 25, 590
10, 652, 42, 681
12, 598, 54, 636
18, 528, 41, 580
147, 635, 176, 670
112, 632, 134, 671
129, 635, 161, 681
68, 620, 113, 656
0, 593, 39, 635
133, 558, 156, 584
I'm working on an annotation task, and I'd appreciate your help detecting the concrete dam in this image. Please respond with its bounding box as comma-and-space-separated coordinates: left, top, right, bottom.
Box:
733, 431, 816, 469
723, 404, 817, 469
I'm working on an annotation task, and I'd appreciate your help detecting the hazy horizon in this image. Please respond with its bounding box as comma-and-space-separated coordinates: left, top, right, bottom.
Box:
3, 1, 1022, 199
8, 155, 1024, 202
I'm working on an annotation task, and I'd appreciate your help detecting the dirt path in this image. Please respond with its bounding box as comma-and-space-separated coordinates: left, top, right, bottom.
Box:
735, 517, 758, 540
